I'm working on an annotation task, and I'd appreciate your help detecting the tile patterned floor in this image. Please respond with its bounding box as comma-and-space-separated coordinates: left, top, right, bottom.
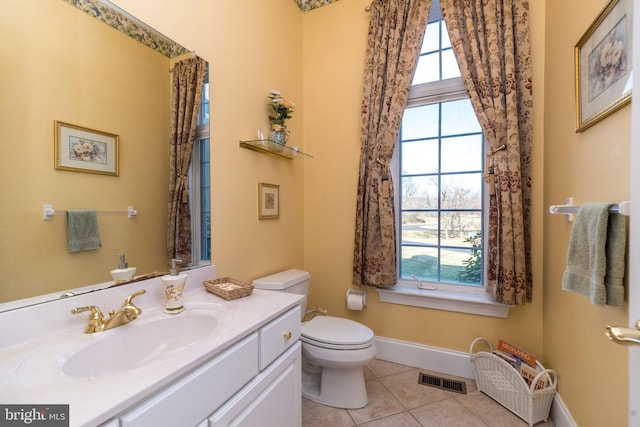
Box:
302, 359, 555, 427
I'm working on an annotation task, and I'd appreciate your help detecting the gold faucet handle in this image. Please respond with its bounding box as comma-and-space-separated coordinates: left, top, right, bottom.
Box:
71, 305, 103, 318
71, 306, 105, 333
123, 289, 146, 306
122, 289, 146, 320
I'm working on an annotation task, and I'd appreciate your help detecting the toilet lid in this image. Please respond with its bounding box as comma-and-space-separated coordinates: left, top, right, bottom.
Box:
301, 316, 374, 348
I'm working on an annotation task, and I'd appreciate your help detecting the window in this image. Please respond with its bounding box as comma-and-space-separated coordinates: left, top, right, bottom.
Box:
379, 3, 511, 317
190, 66, 211, 265
396, 5, 485, 292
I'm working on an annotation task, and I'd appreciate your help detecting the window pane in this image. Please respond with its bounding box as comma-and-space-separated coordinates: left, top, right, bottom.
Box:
402, 212, 438, 246
201, 137, 210, 158
201, 161, 210, 187
441, 49, 461, 79
401, 139, 439, 175
402, 176, 439, 209
200, 139, 210, 187
412, 52, 440, 85
421, 21, 440, 53
439, 212, 482, 244
199, 81, 210, 125
440, 247, 481, 284
201, 211, 211, 260
441, 99, 481, 135
400, 246, 439, 282
402, 104, 439, 140
441, 135, 483, 172
457, 233, 483, 285
442, 24, 452, 48
440, 173, 482, 209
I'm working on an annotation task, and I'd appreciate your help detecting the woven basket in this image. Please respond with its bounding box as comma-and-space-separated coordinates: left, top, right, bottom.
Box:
470, 337, 557, 427
203, 277, 254, 300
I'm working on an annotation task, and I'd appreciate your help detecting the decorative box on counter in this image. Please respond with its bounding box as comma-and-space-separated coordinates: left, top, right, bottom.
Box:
470, 337, 557, 427
204, 277, 254, 301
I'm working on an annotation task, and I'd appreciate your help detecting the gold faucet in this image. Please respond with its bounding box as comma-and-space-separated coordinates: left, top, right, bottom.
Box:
71, 289, 146, 333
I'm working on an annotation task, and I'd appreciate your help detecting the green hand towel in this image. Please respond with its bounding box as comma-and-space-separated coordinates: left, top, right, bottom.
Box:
562, 203, 627, 305
66, 210, 101, 253
562, 203, 611, 305
604, 212, 626, 306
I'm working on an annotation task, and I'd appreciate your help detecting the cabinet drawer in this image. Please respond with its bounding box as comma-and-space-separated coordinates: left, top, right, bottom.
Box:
119, 333, 259, 427
259, 306, 300, 370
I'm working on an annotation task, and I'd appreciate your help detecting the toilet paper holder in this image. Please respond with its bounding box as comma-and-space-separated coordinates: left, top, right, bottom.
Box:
346, 289, 367, 310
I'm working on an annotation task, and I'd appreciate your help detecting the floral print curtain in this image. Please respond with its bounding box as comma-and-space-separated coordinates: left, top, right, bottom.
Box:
353, 0, 431, 287
167, 57, 207, 264
441, 0, 533, 305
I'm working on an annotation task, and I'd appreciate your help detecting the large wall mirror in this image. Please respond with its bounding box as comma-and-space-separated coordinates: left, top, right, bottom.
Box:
0, 0, 210, 308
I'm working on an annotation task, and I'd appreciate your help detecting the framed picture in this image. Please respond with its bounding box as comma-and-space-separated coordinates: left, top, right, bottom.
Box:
54, 121, 119, 176
575, 0, 633, 132
258, 183, 279, 219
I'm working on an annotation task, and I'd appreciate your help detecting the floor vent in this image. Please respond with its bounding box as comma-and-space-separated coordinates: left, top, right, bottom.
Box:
418, 373, 467, 394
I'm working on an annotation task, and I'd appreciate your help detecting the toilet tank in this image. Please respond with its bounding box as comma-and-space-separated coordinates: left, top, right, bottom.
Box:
253, 269, 310, 318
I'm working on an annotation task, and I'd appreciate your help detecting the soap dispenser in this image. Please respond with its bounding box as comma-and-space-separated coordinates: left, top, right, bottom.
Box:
110, 254, 137, 284
162, 259, 187, 314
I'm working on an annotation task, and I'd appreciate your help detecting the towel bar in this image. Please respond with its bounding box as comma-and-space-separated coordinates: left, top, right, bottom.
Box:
43, 205, 137, 220
548, 198, 630, 222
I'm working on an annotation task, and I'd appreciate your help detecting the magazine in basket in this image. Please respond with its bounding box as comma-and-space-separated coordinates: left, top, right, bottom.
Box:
493, 340, 548, 390
497, 339, 537, 367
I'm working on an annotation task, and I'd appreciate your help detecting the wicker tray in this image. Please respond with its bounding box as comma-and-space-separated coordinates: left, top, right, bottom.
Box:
203, 277, 254, 300
470, 337, 557, 427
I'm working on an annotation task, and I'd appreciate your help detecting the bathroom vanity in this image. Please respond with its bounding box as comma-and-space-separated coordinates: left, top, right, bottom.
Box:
0, 266, 303, 427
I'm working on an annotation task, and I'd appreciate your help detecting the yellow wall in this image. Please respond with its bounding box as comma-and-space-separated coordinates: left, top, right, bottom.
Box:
0, 0, 170, 301
544, 1, 630, 426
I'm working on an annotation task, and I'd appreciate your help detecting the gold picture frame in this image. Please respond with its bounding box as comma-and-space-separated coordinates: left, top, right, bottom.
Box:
258, 183, 279, 219
54, 121, 119, 176
575, 0, 633, 132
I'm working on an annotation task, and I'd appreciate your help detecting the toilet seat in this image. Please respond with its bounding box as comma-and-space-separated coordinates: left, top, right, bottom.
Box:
301, 316, 374, 350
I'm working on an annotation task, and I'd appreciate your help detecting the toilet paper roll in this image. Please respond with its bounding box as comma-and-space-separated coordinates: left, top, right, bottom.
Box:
346, 289, 367, 311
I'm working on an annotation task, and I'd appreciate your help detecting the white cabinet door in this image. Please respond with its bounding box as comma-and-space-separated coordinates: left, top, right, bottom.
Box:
210, 342, 301, 427
119, 333, 259, 427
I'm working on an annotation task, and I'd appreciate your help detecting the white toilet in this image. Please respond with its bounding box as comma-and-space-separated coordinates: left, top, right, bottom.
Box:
253, 269, 376, 409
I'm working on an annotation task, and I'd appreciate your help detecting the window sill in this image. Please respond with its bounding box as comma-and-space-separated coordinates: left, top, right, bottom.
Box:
375, 285, 513, 318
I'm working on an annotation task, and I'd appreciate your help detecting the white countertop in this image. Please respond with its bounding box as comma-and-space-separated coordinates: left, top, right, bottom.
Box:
0, 266, 303, 427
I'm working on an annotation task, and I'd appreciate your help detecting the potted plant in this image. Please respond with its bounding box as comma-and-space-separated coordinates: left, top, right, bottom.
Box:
267, 89, 295, 151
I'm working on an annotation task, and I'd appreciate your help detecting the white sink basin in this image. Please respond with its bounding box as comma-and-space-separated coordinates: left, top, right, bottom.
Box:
63, 313, 218, 377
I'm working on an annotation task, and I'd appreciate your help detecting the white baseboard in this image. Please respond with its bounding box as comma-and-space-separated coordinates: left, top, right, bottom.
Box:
374, 336, 475, 378
374, 336, 576, 427
548, 394, 578, 427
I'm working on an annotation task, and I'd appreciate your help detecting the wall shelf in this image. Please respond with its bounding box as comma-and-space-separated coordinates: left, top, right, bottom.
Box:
239, 139, 312, 160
